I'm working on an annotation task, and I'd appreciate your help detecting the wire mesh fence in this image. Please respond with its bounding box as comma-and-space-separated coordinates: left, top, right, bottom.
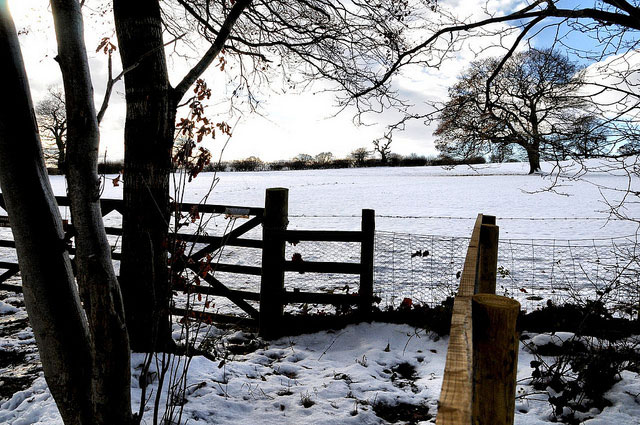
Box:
374, 231, 640, 314
374, 232, 466, 308
174, 213, 639, 317
1, 205, 638, 318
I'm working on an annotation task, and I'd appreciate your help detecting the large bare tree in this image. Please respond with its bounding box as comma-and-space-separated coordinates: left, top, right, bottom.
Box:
35, 87, 67, 173
353, 1, 640, 150
434, 49, 607, 174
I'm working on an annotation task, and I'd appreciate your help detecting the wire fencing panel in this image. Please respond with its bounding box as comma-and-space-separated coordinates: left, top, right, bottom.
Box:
374, 231, 468, 308
1, 203, 637, 317
495, 237, 640, 312
374, 231, 639, 313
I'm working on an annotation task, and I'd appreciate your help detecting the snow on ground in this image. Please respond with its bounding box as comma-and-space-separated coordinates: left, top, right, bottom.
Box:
46, 159, 640, 239
0, 301, 18, 315
0, 160, 639, 423
1, 317, 639, 424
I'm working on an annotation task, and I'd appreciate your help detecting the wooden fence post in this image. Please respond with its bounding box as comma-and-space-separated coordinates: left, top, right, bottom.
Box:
476, 223, 499, 294
359, 209, 375, 314
259, 188, 288, 338
472, 294, 520, 425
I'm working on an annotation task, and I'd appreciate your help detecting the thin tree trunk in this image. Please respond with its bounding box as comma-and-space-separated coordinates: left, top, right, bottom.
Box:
55, 135, 66, 174
50, 1, 133, 423
114, 0, 174, 352
0, 3, 94, 423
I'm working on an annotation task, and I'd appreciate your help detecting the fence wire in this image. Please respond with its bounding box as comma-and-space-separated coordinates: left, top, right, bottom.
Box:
2, 208, 637, 317
374, 231, 640, 313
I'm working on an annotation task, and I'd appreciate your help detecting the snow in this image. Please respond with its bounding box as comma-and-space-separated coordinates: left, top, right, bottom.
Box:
47, 159, 640, 239
584, 371, 640, 424
0, 160, 639, 424
529, 332, 576, 347
1, 321, 639, 424
0, 376, 61, 425
0, 301, 18, 315
39, 160, 640, 313
127, 323, 447, 424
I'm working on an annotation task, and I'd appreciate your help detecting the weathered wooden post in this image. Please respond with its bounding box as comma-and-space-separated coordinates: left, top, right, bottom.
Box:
472, 294, 520, 425
476, 222, 499, 295
259, 188, 288, 338
359, 209, 375, 314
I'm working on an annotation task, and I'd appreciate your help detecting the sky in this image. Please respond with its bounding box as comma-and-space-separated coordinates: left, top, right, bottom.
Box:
6, 0, 622, 162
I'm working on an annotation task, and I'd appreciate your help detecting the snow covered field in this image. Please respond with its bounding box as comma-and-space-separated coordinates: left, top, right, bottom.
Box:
58, 160, 640, 312
1, 160, 639, 424
83, 159, 639, 239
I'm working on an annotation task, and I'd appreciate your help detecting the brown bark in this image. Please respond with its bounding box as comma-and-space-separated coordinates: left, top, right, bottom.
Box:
114, 0, 175, 351
55, 135, 66, 173
0, 3, 94, 423
50, 0, 133, 422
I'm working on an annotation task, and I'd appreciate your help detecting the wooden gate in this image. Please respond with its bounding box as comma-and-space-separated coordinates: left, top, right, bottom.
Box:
0, 188, 376, 337
169, 201, 265, 322
0, 193, 264, 317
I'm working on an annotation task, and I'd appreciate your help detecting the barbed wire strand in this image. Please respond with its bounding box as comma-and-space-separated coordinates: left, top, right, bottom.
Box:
289, 214, 637, 221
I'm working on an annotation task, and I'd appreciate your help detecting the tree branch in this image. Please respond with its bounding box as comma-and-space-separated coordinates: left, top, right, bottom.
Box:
96, 33, 185, 124
485, 15, 546, 111
173, 0, 252, 103
601, 0, 640, 22
355, 2, 640, 100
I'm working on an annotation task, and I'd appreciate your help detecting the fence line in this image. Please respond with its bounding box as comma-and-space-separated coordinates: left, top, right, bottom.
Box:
436, 214, 520, 425
0, 193, 636, 317
373, 231, 638, 312
289, 214, 635, 221
0, 191, 378, 337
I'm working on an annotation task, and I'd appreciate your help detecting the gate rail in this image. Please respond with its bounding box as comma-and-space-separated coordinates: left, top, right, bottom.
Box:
0, 189, 375, 337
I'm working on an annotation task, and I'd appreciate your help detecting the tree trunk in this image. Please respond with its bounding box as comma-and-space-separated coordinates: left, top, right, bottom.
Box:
114, 0, 175, 352
525, 142, 541, 174
0, 4, 94, 423
113, 0, 250, 351
55, 134, 66, 174
50, 1, 133, 423
527, 103, 543, 174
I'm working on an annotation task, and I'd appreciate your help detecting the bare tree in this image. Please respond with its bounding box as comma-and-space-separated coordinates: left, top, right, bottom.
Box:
350, 147, 371, 166
232, 155, 263, 171
373, 134, 393, 163
35, 87, 67, 173
434, 49, 606, 174
51, 0, 133, 420
293, 153, 313, 168
350, 2, 640, 156
314, 151, 334, 167
112, 0, 416, 349
553, 114, 611, 160
0, 1, 132, 424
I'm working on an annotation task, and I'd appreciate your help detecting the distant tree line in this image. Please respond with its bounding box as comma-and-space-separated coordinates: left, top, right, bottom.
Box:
46, 150, 491, 175
196, 150, 487, 173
